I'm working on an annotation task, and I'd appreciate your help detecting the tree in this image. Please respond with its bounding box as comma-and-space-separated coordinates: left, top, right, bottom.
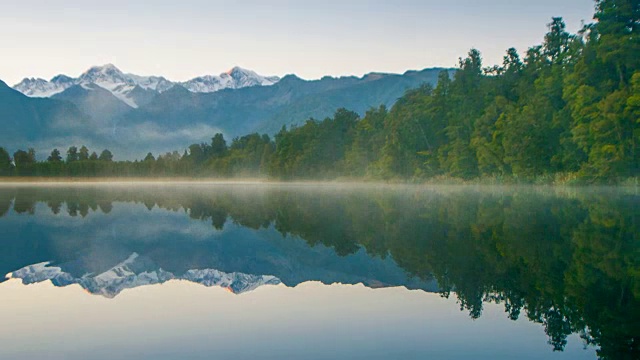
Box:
438, 49, 484, 179
98, 150, 113, 162
47, 149, 62, 163
13, 148, 36, 175
210, 133, 228, 158
66, 146, 78, 163
89, 152, 98, 161
79, 146, 89, 161
187, 144, 205, 163
544, 17, 572, 64
144, 152, 155, 162
594, 0, 640, 86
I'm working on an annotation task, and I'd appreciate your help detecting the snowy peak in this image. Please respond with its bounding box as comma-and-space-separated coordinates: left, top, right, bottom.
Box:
227, 66, 280, 86
8, 254, 282, 298
79, 64, 131, 87
51, 74, 74, 85
13, 64, 281, 105
13, 77, 67, 97
75, 64, 141, 107
181, 66, 280, 93
183, 269, 281, 294
126, 73, 174, 92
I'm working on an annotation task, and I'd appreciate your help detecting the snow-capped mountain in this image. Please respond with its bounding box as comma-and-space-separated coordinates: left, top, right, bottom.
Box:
13, 77, 67, 98
181, 67, 280, 93
75, 64, 170, 107
8, 253, 282, 298
13, 64, 281, 108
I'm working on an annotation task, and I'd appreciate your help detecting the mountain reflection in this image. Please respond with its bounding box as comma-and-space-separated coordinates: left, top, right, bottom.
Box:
0, 184, 637, 359
11, 254, 282, 298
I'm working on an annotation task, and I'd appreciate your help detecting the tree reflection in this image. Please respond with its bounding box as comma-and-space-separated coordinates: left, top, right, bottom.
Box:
0, 185, 636, 358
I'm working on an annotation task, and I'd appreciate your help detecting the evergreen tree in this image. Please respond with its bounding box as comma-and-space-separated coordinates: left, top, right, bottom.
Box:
210, 133, 228, 158
79, 146, 90, 161
66, 146, 79, 163
47, 149, 62, 163
98, 150, 113, 162
13, 148, 36, 175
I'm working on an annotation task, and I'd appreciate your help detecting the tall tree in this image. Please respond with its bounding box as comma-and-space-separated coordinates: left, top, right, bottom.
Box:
13, 148, 36, 175
66, 146, 79, 163
594, 0, 640, 86
98, 149, 113, 162
544, 17, 572, 64
47, 149, 62, 163
210, 133, 228, 158
79, 146, 90, 161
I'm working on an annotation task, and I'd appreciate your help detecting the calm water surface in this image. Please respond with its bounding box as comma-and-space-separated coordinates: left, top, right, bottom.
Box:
0, 183, 637, 359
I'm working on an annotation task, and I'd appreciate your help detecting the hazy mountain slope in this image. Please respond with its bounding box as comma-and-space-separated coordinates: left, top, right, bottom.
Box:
0, 80, 90, 148
122, 68, 451, 138
52, 83, 133, 125
260, 68, 451, 134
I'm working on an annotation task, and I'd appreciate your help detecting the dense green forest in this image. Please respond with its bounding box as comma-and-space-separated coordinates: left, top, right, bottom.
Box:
1, 0, 638, 183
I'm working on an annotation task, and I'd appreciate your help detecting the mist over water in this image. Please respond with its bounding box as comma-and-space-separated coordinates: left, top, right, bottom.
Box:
0, 183, 636, 359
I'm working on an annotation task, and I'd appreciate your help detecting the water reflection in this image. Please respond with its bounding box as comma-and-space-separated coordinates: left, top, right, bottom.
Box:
0, 184, 637, 359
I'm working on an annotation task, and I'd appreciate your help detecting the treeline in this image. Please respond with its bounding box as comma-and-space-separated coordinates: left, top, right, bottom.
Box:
1, 0, 637, 182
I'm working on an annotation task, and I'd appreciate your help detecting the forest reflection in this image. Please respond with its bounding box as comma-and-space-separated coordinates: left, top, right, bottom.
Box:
0, 184, 637, 359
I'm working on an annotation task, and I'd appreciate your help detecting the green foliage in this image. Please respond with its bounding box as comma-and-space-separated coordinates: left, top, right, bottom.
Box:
13, 148, 36, 175
78, 146, 89, 161
98, 149, 113, 162
47, 149, 62, 163
270, 108, 359, 179
66, 146, 78, 163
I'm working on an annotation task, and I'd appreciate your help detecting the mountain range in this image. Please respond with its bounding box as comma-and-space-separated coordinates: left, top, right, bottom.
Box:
14, 64, 280, 108
2, 64, 452, 159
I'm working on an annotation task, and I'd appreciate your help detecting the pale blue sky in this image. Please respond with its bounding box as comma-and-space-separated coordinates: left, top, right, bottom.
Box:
1, 0, 596, 85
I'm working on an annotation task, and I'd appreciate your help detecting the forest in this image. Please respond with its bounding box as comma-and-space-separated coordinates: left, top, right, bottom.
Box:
1, 0, 638, 183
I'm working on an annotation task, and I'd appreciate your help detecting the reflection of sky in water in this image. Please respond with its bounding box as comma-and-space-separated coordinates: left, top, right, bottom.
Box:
0, 280, 594, 360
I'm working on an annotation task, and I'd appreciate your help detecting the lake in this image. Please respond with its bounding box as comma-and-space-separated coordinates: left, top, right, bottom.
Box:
0, 183, 637, 359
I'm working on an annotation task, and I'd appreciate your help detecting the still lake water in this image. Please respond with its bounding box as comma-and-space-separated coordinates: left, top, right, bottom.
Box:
0, 183, 637, 359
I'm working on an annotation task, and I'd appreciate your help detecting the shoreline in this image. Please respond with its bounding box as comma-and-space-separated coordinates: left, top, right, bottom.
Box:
0, 176, 637, 189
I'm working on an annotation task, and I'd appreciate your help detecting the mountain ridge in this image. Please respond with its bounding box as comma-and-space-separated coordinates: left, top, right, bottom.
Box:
13, 64, 282, 108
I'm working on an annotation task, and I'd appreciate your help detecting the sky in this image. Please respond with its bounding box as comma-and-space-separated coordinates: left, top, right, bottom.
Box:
1, 0, 596, 85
